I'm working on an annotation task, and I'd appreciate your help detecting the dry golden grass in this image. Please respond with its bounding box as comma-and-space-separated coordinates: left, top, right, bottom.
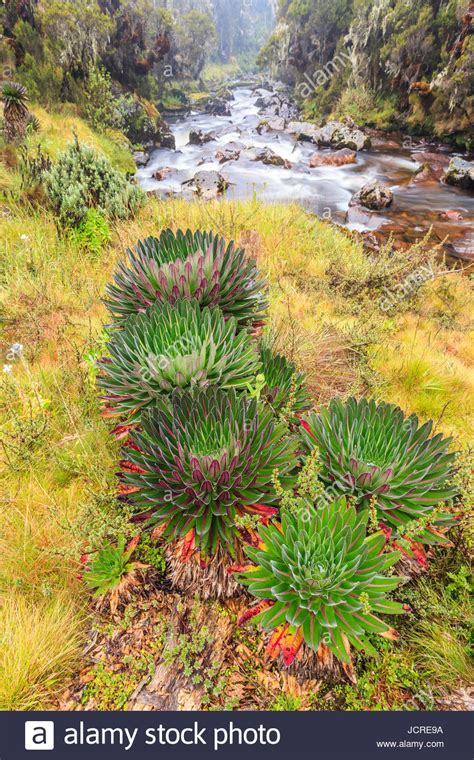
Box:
0, 594, 85, 710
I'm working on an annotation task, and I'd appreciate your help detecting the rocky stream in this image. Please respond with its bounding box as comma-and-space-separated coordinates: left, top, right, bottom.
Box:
136, 85, 474, 261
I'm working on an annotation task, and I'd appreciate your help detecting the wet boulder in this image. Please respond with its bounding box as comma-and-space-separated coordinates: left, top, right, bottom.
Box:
188, 129, 216, 146
248, 147, 291, 168
153, 166, 176, 181
215, 142, 243, 163
310, 148, 356, 167
157, 126, 176, 150
182, 170, 229, 199
256, 117, 286, 133
443, 157, 474, 190
206, 97, 231, 117
133, 151, 149, 167
351, 180, 393, 210
313, 119, 371, 151
439, 209, 463, 221
257, 93, 298, 120
286, 121, 320, 142
411, 151, 449, 182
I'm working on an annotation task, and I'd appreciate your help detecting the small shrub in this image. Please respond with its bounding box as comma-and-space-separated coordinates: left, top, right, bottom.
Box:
44, 136, 145, 227
17, 144, 52, 192
69, 208, 111, 256
83, 67, 123, 133
84, 536, 145, 614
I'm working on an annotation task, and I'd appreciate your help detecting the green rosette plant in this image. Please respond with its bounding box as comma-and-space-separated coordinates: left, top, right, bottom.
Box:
238, 498, 406, 666
97, 300, 260, 420
119, 388, 300, 556
104, 228, 268, 329
300, 398, 457, 543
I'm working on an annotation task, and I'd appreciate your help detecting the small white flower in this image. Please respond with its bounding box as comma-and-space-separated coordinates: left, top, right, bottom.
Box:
20, 234, 29, 241
9, 342, 23, 358
3, 364, 12, 374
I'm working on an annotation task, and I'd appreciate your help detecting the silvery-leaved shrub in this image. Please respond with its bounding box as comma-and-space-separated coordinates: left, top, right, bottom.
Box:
45, 136, 144, 227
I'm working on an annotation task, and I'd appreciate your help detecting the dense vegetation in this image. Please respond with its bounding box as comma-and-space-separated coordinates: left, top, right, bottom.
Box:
0, 0, 472, 717
260, 0, 473, 145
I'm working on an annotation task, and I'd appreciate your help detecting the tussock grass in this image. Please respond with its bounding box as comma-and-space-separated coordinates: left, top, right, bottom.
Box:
407, 621, 473, 688
0, 595, 84, 710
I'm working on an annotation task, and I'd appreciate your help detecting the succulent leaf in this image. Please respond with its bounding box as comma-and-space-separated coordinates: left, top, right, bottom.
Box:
97, 300, 261, 419
239, 498, 406, 664
300, 397, 458, 541
119, 388, 300, 556
104, 228, 268, 328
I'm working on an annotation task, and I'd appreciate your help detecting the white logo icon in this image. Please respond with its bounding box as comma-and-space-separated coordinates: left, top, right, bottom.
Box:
24, 721, 55, 751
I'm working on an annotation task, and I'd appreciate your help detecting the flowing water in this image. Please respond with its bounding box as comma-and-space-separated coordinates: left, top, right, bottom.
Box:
136, 87, 474, 260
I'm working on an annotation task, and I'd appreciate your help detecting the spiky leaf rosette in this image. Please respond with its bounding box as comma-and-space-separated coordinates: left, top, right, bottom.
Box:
1, 82, 29, 142
97, 301, 260, 419
300, 398, 457, 543
259, 346, 311, 415
120, 388, 300, 556
239, 499, 405, 665
104, 228, 268, 329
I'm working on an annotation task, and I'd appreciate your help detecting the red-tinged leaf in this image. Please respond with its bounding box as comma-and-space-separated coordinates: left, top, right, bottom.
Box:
126, 534, 140, 553
101, 407, 120, 418
266, 623, 289, 660
237, 601, 271, 626
341, 633, 356, 683
111, 423, 134, 439
150, 524, 167, 540
228, 563, 257, 574
401, 538, 428, 567
300, 418, 315, 437
378, 522, 392, 542
181, 530, 195, 561
123, 437, 141, 452
130, 510, 154, 523
282, 627, 304, 666
117, 483, 140, 495
246, 503, 278, 516
119, 459, 147, 474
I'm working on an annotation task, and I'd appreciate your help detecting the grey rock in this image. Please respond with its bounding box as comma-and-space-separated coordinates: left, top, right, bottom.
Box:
182, 170, 229, 199
286, 120, 321, 142
351, 180, 393, 210
206, 97, 231, 116
313, 120, 371, 151
247, 147, 291, 168
443, 157, 474, 190
188, 129, 216, 146
257, 117, 286, 133
133, 151, 149, 167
